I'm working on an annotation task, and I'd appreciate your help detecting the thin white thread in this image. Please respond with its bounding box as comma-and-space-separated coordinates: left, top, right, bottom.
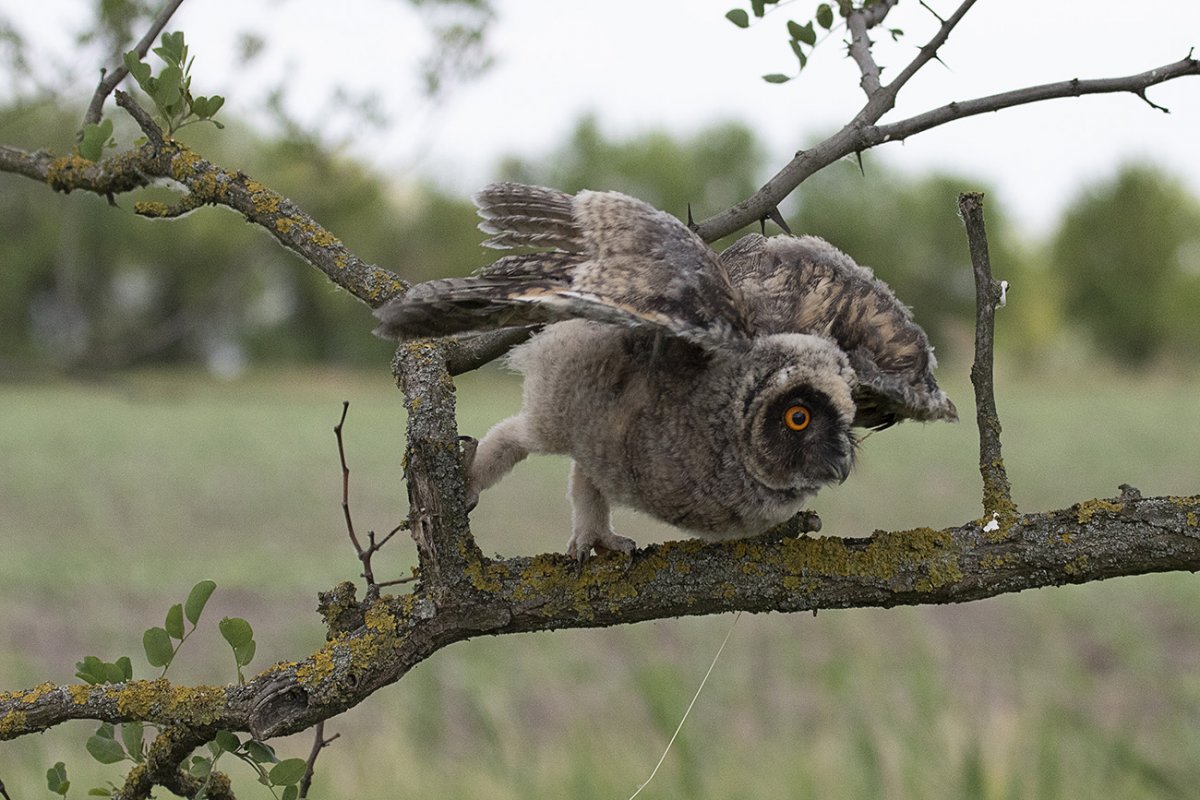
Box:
626, 611, 742, 800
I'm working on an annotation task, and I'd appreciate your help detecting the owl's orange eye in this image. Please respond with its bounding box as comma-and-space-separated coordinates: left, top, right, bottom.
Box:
784, 405, 811, 431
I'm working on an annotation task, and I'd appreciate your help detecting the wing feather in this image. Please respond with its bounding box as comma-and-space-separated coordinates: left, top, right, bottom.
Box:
374, 183, 749, 346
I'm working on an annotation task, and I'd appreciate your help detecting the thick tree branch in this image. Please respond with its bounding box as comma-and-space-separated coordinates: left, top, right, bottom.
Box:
3, 493, 1198, 743
0, 92, 407, 309
694, 52, 1200, 242
81, 0, 188, 128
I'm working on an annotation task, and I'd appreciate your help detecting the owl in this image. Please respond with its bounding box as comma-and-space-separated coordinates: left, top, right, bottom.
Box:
375, 183, 957, 560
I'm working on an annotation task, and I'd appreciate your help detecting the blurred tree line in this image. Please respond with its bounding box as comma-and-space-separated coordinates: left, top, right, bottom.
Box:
2, 101, 1199, 376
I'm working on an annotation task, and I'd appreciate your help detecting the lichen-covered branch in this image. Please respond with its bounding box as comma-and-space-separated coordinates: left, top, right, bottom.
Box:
0, 92, 407, 309
694, 53, 1200, 242
3, 492, 1198, 743
959, 192, 1015, 522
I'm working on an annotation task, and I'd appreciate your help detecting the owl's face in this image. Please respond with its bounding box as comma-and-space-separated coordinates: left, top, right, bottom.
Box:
735, 334, 857, 492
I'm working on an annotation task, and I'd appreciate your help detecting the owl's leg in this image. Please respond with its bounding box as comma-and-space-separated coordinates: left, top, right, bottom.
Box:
465, 415, 533, 510
566, 462, 636, 561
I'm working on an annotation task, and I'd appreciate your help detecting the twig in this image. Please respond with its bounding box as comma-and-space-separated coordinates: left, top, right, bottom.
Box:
693, 53, 1199, 242
881, 0, 978, 100
334, 402, 406, 595
115, 89, 167, 148
845, 6, 884, 96
958, 192, 1015, 521
298, 720, 341, 799
0, 776, 11, 800
82, 0, 188, 128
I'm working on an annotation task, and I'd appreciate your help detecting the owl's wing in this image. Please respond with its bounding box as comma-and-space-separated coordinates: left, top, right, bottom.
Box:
722, 234, 957, 428
373, 183, 751, 347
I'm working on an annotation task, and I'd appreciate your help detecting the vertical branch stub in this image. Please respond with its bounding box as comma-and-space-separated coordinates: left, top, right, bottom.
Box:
393, 341, 482, 592
958, 192, 1017, 522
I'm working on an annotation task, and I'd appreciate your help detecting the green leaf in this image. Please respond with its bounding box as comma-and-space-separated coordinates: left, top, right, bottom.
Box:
205, 96, 224, 117
725, 8, 750, 27
268, 759, 309, 786
190, 755, 212, 778
123, 52, 153, 91
219, 617, 253, 649
87, 732, 127, 764
234, 639, 257, 667
795, 20, 817, 45
121, 722, 145, 762
789, 40, 809, 68
76, 655, 104, 684
143, 626, 175, 668
762, 73, 792, 83
186, 580, 217, 624
102, 661, 127, 684
47, 762, 70, 795
152, 64, 183, 110
750, 0, 766, 17
889, 27, 904, 41
95, 722, 116, 740
282, 786, 299, 800
116, 655, 133, 681
165, 603, 184, 640
87, 788, 114, 797
214, 730, 241, 753
244, 739, 278, 764
787, 19, 804, 39
78, 118, 114, 161
816, 3, 834, 29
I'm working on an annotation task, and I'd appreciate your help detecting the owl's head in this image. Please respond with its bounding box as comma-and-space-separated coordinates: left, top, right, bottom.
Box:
734, 334, 857, 492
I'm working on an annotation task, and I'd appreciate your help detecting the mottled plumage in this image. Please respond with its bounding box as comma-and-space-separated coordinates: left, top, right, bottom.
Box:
375, 183, 956, 558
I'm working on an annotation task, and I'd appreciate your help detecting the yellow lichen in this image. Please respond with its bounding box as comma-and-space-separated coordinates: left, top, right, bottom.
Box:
169, 149, 203, 181
777, 527, 963, 593
296, 642, 340, 687
0, 710, 28, 737
1075, 499, 1124, 524
275, 217, 296, 235
1189, 512, 1198, 528
68, 684, 91, 705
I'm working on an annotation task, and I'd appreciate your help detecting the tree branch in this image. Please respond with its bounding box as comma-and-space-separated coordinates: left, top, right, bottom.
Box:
959, 192, 1015, 523
694, 53, 1199, 242
3, 493, 1198, 742
0, 92, 408, 309
81, 0, 188, 128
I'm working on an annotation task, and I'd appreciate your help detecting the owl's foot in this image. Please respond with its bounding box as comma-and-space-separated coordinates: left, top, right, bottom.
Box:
566, 529, 637, 563
760, 511, 823, 542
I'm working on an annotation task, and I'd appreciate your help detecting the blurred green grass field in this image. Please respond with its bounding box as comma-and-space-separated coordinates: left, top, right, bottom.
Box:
1, 362, 1199, 798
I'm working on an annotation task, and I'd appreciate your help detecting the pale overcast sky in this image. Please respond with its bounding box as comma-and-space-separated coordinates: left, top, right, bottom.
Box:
4, 0, 1198, 233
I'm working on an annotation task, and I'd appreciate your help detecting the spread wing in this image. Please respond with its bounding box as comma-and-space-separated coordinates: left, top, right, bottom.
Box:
722, 234, 958, 429
373, 183, 751, 348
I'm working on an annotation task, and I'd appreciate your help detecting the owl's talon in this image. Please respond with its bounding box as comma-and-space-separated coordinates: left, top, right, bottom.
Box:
566, 530, 637, 563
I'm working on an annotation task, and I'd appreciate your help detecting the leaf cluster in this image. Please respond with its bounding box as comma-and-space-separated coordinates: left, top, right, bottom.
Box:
122, 31, 224, 137
724, 1, 837, 83
55, 581, 265, 797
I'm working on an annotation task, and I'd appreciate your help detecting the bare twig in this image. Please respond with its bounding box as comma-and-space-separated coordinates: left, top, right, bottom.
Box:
693, 53, 1200, 241
82, 0, 188, 129
880, 0, 978, 102
334, 402, 408, 596
959, 193, 1016, 522
298, 720, 341, 799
